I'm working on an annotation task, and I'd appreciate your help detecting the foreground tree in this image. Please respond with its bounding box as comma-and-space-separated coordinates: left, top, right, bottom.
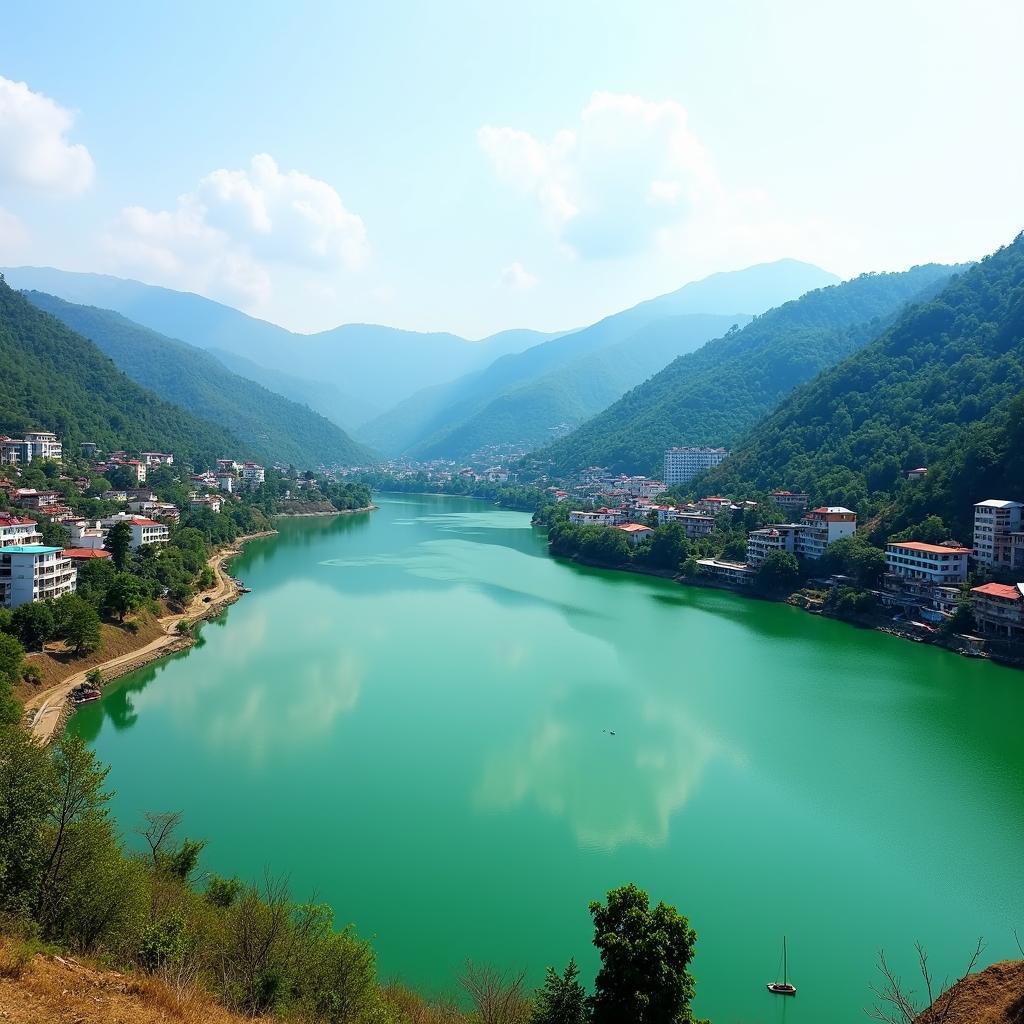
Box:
589, 884, 704, 1024
104, 520, 133, 570
53, 594, 102, 654
532, 958, 589, 1024
11, 601, 56, 651
106, 573, 145, 622
460, 961, 531, 1024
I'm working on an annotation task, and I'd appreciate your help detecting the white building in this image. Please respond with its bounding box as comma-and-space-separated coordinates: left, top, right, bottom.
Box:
140, 452, 174, 466
666, 511, 716, 538
0, 431, 63, 464
70, 514, 170, 551
747, 525, 801, 566
0, 514, 44, 549
972, 499, 1024, 569
127, 499, 180, 524
569, 508, 628, 526
769, 491, 809, 514
241, 462, 265, 488
663, 447, 729, 486
795, 507, 857, 561
885, 541, 972, 584
0, 545, 76, 608
190, 493, 223, 514
615, 523, 655, 546
217, 473, 235, 493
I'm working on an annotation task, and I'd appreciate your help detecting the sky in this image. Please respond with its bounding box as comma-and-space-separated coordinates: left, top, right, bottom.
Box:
0, 0, 1022, 338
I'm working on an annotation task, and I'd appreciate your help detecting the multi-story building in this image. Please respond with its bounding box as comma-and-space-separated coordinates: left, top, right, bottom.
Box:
970, 583, 1024, 640
885, 541, 972, 584
972, 499, 1024, 569
79, 442, 99, 458
190, 493, 224, 514
127, 499, 180, 524
795, 507, 857, 561
769, 491, 809, 514
140, 452, 175, 467
1, 431, 63, 464
0, 515, 44, 549
0, 545, 76, 608
69, 514, 170, 551
569, 508, 627, 526
241, 462, 265, 488
667, 511, 716, 538
663, 447, 729, 486
217, 473, 235, 493
747, 525, 801, 566
696, 557, 756, 586
11, 489, 62, 510
217, 459, 241, 474
696, 496, 733, 516
1012, 533, 1024, 573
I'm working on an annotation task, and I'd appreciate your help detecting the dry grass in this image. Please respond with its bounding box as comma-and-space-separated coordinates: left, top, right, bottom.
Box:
17, 611, 167, 700
0, 938, 34, 980
913, 960, 1024, 1024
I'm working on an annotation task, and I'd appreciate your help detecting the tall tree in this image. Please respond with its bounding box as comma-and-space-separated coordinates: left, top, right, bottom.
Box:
0, 634, 26, 727
106, 573, 144, 622
589, 884, 704, 1024
104, 520, 133, 570
11, 601, 56, 651
532, 958, 589, 1024
52, 594, 102, 655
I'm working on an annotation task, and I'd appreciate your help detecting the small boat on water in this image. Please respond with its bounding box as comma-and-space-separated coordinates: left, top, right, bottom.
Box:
71, 686, 101, 705
767, 936, 797, 996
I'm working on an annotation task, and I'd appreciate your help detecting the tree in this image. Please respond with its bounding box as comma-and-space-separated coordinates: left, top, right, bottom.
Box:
460, 961, 531, 1024
755, 550, 801, 594
869, 940, 984, 1023
589, 883, 703, 1024
75, 558, 116, 611
0, 634, 26, 727
11, 601, 56, 651
532, 958, 589, 1024
104, 520, 133, 570
106, 573, 144, 622
37, 519, 69, 547
52, 594, 102, 655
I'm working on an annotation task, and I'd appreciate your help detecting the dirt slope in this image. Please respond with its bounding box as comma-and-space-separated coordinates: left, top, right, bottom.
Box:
915, 960, 1024, 1024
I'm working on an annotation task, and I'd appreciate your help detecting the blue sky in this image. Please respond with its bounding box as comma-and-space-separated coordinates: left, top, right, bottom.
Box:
1, 0, 1021, 336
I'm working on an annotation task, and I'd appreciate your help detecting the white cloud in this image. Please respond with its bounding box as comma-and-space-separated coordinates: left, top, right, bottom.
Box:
105, 154, 367, 308
498, 260, 538, 290
480, 91, 824, 265
0, 76, 94, 194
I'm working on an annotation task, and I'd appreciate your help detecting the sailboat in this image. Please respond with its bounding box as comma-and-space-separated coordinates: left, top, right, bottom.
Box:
767, 936, 797, 996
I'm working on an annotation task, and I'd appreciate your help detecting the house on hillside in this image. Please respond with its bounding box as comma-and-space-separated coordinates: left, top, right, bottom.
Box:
614, 523, 654, 546
0, 545, 76, 608
970, 583, 1024, 640
973, 499, 1024, 570
885, 540, 971, 584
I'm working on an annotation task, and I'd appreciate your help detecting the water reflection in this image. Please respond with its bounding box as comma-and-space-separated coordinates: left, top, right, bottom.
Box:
476, 682, 723, 850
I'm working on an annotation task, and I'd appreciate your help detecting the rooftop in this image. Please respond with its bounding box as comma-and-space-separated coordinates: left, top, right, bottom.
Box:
887, 541, 973, 555
62, 548, 112, 559
615, 523, 654, 533
809, 506, 855, 515
971, 582, 1022, 601
975, 499, 1024, 509
1, 545, 62, 554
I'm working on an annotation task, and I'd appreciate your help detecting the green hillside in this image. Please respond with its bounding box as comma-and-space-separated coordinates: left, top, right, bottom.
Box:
531, 264, 957, 476
700, 235, 1024, 518
24, 291, 377, 468
408, 313, 748, 459
0, 277, 240, 469
363, 259, 835, 457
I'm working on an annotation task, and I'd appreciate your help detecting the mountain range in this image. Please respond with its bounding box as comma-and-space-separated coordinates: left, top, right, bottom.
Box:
531, 263, 958, 477
361, 259, 837, 458
22, 291, 376, 469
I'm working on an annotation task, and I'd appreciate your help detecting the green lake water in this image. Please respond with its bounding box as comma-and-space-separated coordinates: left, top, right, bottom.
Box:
69, 494, 1024, 1022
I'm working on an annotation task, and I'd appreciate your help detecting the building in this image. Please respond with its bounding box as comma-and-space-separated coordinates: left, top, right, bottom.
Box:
0, 431, 63, 464
970, 583, 1024, 639
906, 467, 928, 481
69, 514, 170, 551
140, 451, 174, 467
696, 496, 733, 516
62, 547, 113, 564
116, 515, 169, 549
769, 491, 809, 514
663, 447, 729, 486
795, 507, 857, 561
127, 499, 180, 524
614, 523, 654, 546
216, 459, 241, 473
695, 558, 756, 586
1012, 533, 1024, 573
569, 508, 627, 526
885, 541, 972, 584
216, 473, 235, 493
241, 462, 265, 488
0, 545, 76, 608
190, 493, 223, 514
666, 511, 716, 538
0, 515, 44, 549
747, 525, 801, 566
80, 442, 99, 458
972, 499, 1024, 570
11, 489, 62, 510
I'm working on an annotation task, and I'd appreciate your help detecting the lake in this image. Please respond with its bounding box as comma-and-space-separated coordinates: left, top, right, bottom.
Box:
69, 493, 1024, 1022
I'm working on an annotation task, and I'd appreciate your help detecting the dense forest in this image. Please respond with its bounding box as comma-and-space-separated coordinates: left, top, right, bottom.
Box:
699, 235, 1024, 523
0, 278, 243, 471
529, 264, 957, 477
23, 292, 377, 469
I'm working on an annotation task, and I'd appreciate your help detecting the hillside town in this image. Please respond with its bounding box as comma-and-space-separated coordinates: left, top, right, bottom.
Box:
541, 445, 1024, 663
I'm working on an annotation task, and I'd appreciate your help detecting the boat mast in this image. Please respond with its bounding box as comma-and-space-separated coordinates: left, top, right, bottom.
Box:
783, 936, 788, 987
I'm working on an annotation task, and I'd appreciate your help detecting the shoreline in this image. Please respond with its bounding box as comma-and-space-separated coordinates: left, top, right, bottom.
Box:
548, 546, 1019, 669
274, 504, 377, 518
22, 528, 278, 744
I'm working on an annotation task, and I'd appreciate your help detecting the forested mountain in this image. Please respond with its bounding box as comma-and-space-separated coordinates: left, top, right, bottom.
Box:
206, 347, 381, 431
532, 264, 957, 476
0, 267, 550, 410
362, 259, 836, 457
23, 292, 376, 468
0, 277, 241, 468
406, 313, 748, 459
699, 235, 1024, 518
